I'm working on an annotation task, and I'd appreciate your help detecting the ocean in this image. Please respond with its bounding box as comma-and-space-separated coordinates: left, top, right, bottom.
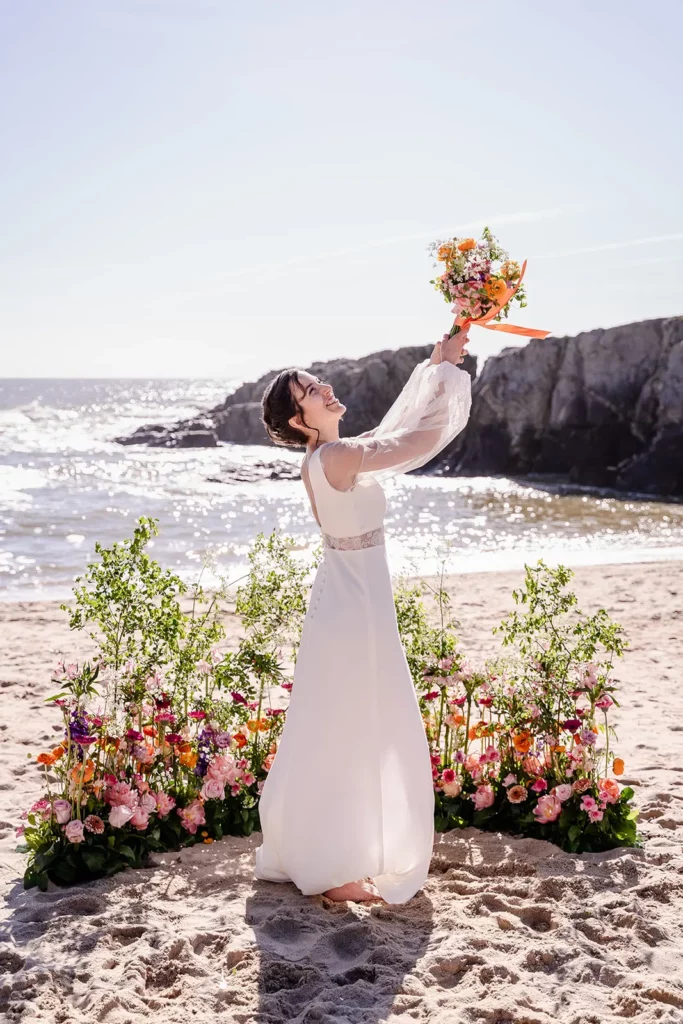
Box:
1, 378, 682, 601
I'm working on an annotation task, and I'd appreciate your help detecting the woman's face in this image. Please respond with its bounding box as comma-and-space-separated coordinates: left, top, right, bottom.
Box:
288, 371, 346, 438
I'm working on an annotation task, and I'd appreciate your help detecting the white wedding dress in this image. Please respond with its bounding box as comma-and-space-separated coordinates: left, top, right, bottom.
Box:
253, 355, 472, 903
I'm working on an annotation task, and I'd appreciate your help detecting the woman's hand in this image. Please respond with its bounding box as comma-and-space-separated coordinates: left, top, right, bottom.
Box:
429, 324, 471, 366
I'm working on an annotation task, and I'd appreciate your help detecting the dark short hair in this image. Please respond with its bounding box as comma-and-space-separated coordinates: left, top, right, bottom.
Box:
261, 368, 320, 449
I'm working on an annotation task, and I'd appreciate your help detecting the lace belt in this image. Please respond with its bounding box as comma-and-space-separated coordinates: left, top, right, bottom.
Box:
322, 526, 385, 550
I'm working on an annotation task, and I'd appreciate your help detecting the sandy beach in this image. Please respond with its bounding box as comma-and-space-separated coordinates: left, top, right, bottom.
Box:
1, 560, 682, 1023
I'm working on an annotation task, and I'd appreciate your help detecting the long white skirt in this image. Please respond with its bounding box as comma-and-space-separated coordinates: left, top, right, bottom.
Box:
253, 544, 435, 904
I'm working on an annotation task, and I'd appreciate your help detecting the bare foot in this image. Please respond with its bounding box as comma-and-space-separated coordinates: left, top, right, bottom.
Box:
322, 878, 383, 902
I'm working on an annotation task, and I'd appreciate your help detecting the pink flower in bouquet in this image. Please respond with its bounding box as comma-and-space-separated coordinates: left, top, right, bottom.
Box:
471, 784, 495, 811
563, 718, 582, 733
64, 820, 85, 843
16, 825, 25, 837
531, 778, 548, 793
230, 691, 248, 705
580, 795, 597, 812
207, 754, 237, 784
188, 710, 207, 720
178, 799, 206, 834
154, 711, 176, 724
129, 807, 150, 830
53, 799, 72, 824
572, 778, 592, 794
210, 646, 224, 665
154, 792, 176, 817
588, 807, 604, 822
106, 781, 137, 809
502, 773, 518, 787
281, 682, 293, 691
595, 695, 614, 711
482, 746, 500, 763
230, 784, 241, 797
533, 794, 562, 823
139, 792, 157, 813
241, 771, 256, 787
201, 778, 225, 801
464, 754, 481, 775
507, 785, 528, 804
196, 660, 212, 675
263, 753, 276, 771
84, 815, 105, 834
257, 780, 266, 795
216, 731, 233, 749
109, 805, 134, 828
451, 695, 467, 708
580, 728, 598, 747
424, 690, 440, 701
597, 778, 620, 805
553, 784, 573, 803
30, 798, 52, 821
442, 768, 456, 785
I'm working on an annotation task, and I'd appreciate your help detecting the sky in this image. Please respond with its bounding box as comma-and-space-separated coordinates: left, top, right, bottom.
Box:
0, 0, 681, 379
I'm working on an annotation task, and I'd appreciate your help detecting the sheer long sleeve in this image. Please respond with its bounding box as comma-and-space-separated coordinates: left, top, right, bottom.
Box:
321, 358, 472, 490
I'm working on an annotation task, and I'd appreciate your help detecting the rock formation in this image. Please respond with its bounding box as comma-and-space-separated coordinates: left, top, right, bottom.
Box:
435, 316, 683, 497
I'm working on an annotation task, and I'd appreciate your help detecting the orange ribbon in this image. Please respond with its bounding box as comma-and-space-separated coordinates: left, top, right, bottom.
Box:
451, 259, 551, 338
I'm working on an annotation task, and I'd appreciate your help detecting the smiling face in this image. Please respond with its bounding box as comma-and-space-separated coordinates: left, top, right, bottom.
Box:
288, 371, 346, 441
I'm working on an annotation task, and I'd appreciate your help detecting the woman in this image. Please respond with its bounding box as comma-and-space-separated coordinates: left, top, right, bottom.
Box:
254, 327, 473, 904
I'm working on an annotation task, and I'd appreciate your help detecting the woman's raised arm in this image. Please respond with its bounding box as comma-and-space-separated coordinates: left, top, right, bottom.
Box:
320, 358, 472, 492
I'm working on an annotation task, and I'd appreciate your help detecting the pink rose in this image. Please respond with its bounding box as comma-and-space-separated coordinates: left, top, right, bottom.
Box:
442, 779, 462, 798
109, 804, 134, 828
201, 778, 225, 801
533, 794, 562, 823
580, 795, 597, 812
554, 784, 573, 803
64, 819, 85, 843
129, 807, 150, 830
154, 791, 176, 817
53, 799, 72, 824
531, 778, 548, 793
178, 798, 206, 834
470, 784, 495, 811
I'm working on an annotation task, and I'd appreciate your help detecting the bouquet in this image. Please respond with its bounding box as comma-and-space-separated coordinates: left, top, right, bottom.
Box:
429, 225, 551, 339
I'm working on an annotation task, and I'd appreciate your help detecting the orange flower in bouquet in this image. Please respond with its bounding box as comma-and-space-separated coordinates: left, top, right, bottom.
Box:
429, 224, 551, 339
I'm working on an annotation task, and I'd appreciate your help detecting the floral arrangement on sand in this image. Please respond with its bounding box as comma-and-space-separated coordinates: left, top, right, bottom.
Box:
399, 562, 638, 852
428, 224, 550, 340
17, 521, 638, 890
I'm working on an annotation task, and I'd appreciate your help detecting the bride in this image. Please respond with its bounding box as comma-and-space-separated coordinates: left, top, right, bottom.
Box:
254, 327, 473, 903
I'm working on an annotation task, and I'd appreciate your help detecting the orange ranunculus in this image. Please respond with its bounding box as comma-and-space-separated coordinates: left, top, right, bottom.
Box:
37, 752, 56, 766
483, 276, 508, 303
177, 741, 193, 754
612, 757, 625, 776
51, 745, 65, 760
457, 238, 476, 252
513, 731, 533, 754
233, 733, 247, 748
179, 750, 198, 769
437, 243, 456, 261
70, 759, 94, 783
